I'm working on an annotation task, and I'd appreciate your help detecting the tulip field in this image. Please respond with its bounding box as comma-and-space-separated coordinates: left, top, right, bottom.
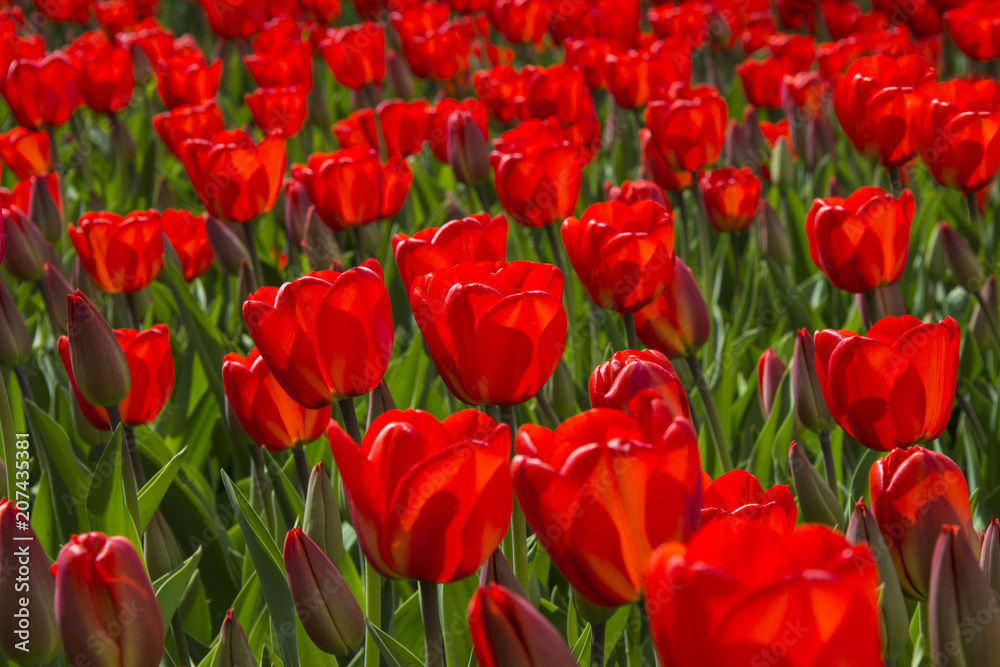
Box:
4, 0, 1000, 665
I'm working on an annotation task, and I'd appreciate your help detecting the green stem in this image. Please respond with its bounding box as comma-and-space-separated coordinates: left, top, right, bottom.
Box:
338, 398, 362, 443
974, 290, 1000, 353
967, 191, 984, 239
107, 405, 141, 528
125, 292, 141, 329
474, 182, 492, 212
364, 560, 381, 667
685, 354, 732, 472
689, 173, 714, 303
534, 392, 560, 428
170, 611, 192, 667
887, 167, 902, 197
861, 288, 881, 331
292, 444, 310, 500
248, 445, 276, 535
819, 430, 836, 494
124, 425, 146, 485
591, 621, 606, 667
624, 605, 641, 667
623, 313, 638, 350
419, 581, 445, 667
499, 404, 529, 591
544, 223, 578, 377
14, 366, 33, 405
242, 220, 264, 289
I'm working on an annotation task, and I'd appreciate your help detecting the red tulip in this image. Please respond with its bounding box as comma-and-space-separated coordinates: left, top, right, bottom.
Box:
155, 51, 221, 110
757, 348, 785, 420
0, 127, 51, 177
392, 213, 507, 293
246, 86, 308, 138
292, 147, 412, 231
374, 99, 429, 156
396, 15, 475, 81
447, 108, 492, 184
223, 348, 331, 451
645, 83, 728, 172
178, 129, 286, 222
606, 179, 667, 207
634, 258, 710, 358
427, 97, 488, 163
160, 209, 214, 281
945, 2, 1000, 61
833, 54, 935, 167
736, 57, 794, 109
6, 173, 62, 226
699, 167, 762, 232
649, 3, 709, 48
3, 52, 79, 129
639, 128, 693, 192
152, 99, 226, 157
33, 0, 91, 22
469, 584, 578, 667
606, 46, 682, 111
67, 31, 134, 113
409, 261, 566, 406
781, 70, 831, 117
243, 259, 393, 409
645, 522, 883, 666
512, 400, 702, 607
332, 108, 378, 150
914, 78, 1000, 193
318, 23, 385, 91
561, 200, 675, 312
490, 0, 550, 44
564, 38, 615, 90
815, 315, 960, 451
244, 18, 312, 89
588, 349, 689, 419
700, 469, 796, 534
55, 533, 164, 667
197, 0, 267, 40
871, 446, 979, 599
768, 33, 816, 71
472, 65, 529, 124
327, 409, 512, 581
805, 186, 914, 293
58, 325, 174, 428
68, 210, 164, 295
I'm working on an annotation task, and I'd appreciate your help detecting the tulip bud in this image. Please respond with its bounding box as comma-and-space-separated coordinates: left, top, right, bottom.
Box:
66, 290, 131, 408
970, 277, 998, 350
205, 215, 250, 276
72, 257, 101, 302
757, 201, 792, 266
302, 207, 341, 272
924, 223, 948, 281
825, 176, 843, 199
143, 511, 182, 581
805, 115, 835, 172
130, 43, 153, 86
635, 258, 710, 358
469, 584, 578, 667
55, 532, 164, 667
283, 528, 364, 656
788, 441, 841, 526
153, 176, 176, 211
846, 501, 910, 660
939, 222, 986, 292
771, 137, 795, 192
479, 549, 526, 599
28, 175, 62, 243
0, 499, 59, 665
982, 518, 1000, 600
447, 110, 491, 185
743, 107, 767, 158
284, 179, 310, 251
929, 526, 1000, 667
218, 609, 256, 667
0, 281, 32, 368
756, 348, 784, 421
303, 462, 343, 565
387, 50, 416, 100
549, 359, 577, 420
3, 207, 49, 281
723, 119, 749, 169
791, 329, 835, 433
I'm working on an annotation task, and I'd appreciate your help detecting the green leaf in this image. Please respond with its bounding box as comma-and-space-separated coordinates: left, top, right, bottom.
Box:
750, 375, 788, 487
365, 620, 424, 667
571, 624, 591, 665
153, 547, 204, 631
1, 377, 21, 496
139, 447, 188, 532
25, 399, 91, 530
393, 591, 424, 658
86, 425, 143, 556
222, 470, 299, 667
442, 575, 477, 667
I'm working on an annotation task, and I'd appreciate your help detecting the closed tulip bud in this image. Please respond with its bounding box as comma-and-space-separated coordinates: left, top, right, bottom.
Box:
0, 281, 32, 368
153, 176, 176, 210
480, 550, 525, 598
284, 179, 310, 250
302, 207, 341, 272
788, 441, 841, 526
0, 499, 59, 665
387, 50, 415, 100
805, 115, 835, 172
791, 329, 835, 434
634, 258, 710, 359
757, 201, 792, 265
67, 291, 130, 408
970, 277, 998, 350
143, 511, 182, 581
303, 462, 343, 565
589, 350, 690, 419
771, 136, 795, 191
283, 528, 364, 656
825, 176, 844, 199
846, 501, 910, 660
205, 216, 250, 276
469, 584, 578, 667
756, 348, 784, 420
55, 532, 164, 667
723, 119, 749, 169
983, 519, 1000, 599
40, 265, 73, 334
28, 173, 62, 243
743, 107, 767, 157
939, 223, 985, 291
2, 207, 49, 281
550, 359, 577, 419
447, 110, 491, 185
218, 609, 256, 667
929, 526, 1000, 667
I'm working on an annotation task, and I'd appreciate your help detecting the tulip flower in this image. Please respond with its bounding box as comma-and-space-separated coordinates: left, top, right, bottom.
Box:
409, 261, 566, 406
245, 86, 308, 138
222, 348, 331, 451
178, 129, 286, 223
814, 316, 959, 451
318, 23, 385, 90
372, 99, 429, 156
697, 167, 761, 232
0, 127, 51, 178
68, 210, 164, 295
736, 57, 793, 109
160, 209, 214, 281
871, 446, 979, 600
327, 409, 512, 581
634, 258, 710, 359
468, 584, 578, 667
564, 38, 614, 90
606, 44, 691, 110
700, 469, 797, 534
490, 0, 550, 44
3, 52, 79, 129
512, 399, 702, 607
756, 348, 785, 420
833, 54, 935, 168
945, 2, 1000, 61
983, 518, 1000, 597
0, 499, 59, 665
152, 100, 226, 158
638, 128, 694, 193
59, 324, 173, 428
243, 260, 394, 409
243, 18, 312, 89
65, 291, 131, 409
561, 200, 675, 313
524, 65, 600, 152
392, 214, 507, 293
447, 109, 491, 185
588, 349, 689, 419
155, 50, 221, 110
1, 207, 51, 282
0, 281, 31, 368
606, 179, 667, 207
805, 186, 914, 293
55, 532, 164, 667
283, 528, 365, 656
33, 0, 91, 22
67, 31, 134, 114
645, 521, 884, 666
472, 65, 529, 124
645, 83, 728, 172
292, 147, 412, 231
